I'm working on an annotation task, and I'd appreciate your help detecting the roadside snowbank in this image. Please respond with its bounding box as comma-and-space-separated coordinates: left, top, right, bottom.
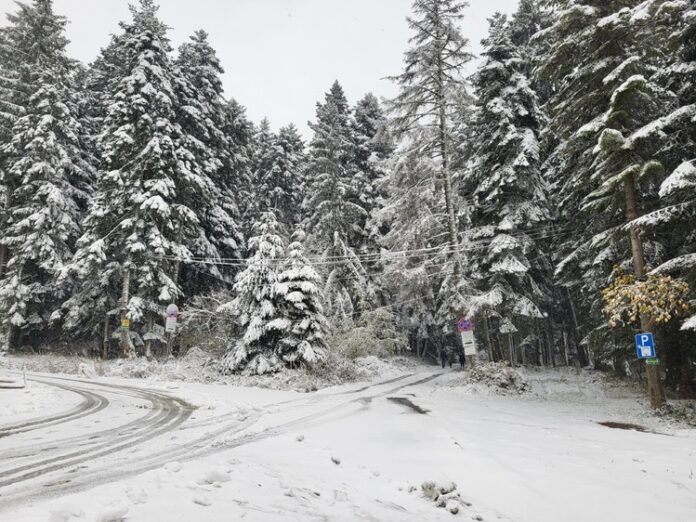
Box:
0, 352, 420, 392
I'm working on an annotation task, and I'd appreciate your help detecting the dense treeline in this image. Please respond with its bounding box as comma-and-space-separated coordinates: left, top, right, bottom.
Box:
0, 0, 694, 394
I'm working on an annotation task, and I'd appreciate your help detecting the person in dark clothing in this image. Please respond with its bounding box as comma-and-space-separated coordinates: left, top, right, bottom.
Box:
458, 349, 465, 368
440, 347, 449, 369
440, 346, 454, 368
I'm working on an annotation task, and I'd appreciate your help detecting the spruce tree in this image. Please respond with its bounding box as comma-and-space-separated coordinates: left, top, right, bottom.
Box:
387, 0, 476, 326
249, 118, 277, 224
639, 1, 696, 330
221, 211, 286, 374
377, 134, 446, 338
534, 1, 647, 342
275, 230, 328, 366
264, 124, 306, 228
304, 81, 371, 318
0, 0, 92, 348
63, 0, 199, 353
464, 14, 552, 331
174, 30, 245, 289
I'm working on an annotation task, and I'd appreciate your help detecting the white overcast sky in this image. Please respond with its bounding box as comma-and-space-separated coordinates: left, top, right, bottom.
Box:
0, 0, 519, 136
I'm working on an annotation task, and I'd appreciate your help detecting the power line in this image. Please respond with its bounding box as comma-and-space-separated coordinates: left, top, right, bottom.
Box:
165, 226, 575, 269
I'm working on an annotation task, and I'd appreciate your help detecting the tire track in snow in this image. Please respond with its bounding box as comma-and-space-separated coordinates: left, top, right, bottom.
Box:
0, 382, 109, 439
0, 371, 443, 510
0, 376, 194, 497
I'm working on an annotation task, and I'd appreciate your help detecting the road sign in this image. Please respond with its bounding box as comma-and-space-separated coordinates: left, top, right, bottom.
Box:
165, 316, 177, 333
121, 318, 130, 330
460, 331, 477, 356
166, 304, 179, 318
635, 333, 656, 359
645, 358, 660, 366
457, 318, 473, 333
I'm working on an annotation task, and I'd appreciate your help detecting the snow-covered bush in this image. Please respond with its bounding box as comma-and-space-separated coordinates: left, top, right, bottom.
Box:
449, 362, 529, 395
176, 291, 236, 357
328, 309, 408, 360
274, 231, 328, 367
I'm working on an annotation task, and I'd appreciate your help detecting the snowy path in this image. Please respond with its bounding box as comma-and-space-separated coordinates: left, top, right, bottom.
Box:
0, 369, 694, 521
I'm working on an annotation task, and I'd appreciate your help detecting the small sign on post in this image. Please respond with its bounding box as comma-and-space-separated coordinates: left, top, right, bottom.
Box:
121, 318, 130, 330
164, 304, 179, 357
457, 318, 477, 357
635, 333, 656, 359
165, 304, 179, 333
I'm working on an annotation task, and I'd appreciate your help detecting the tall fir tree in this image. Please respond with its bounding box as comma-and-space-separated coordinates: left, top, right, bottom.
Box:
377, 133, 446, 342
62, 0, 198, 352
464, 14, 552, 340
0, 0, 93, 348
387, 0, 476, 328
263, 124, 306, 228
174, 30, 245, 289
634, 2, 696, 333
249, 118, 276, 225
304, 81, 371, 318
534, 1, 645, 344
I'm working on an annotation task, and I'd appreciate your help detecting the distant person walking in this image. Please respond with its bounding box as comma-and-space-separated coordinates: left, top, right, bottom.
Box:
440, 346, 452, 369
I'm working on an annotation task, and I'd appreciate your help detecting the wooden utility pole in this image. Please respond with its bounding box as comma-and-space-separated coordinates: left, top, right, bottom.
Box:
624, 173, 666, 409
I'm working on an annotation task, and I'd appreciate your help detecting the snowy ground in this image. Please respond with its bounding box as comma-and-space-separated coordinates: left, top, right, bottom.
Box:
0, 363, 694, 522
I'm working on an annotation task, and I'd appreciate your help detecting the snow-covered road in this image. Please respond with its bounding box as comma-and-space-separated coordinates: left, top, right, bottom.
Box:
0, 369, 694, 521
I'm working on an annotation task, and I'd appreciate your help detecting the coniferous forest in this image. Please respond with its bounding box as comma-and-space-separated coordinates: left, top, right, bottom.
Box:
1, 0, 695, 402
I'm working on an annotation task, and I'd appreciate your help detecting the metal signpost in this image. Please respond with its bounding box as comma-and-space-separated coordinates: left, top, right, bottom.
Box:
635, 332, 656, 360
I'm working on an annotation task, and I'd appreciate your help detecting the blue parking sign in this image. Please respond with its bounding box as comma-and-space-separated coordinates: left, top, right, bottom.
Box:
635, 333, 656, 359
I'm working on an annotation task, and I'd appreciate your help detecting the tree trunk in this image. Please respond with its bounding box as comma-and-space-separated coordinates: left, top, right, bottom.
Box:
566, 287, 588, 367
102, 315, 110, 360
144, 315, 153, 359
0, 244, 6, 281
119, 266, 134, 358
508, 333, 515, 367
536, 322, 544, 366
547, 318, 556, 368
0, 187, 11, 280
435, 9, 461, 282
482, 313, 494, 362
624, 173, 665, 409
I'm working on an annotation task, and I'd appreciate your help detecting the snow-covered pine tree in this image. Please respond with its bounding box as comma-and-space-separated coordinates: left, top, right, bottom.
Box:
63, 0, 199, 353
352, 93, 391, 240
304, 81, 371, 319
220, 211, 286, 375
376, 131, 446, 349
387, 0, 476, 327
534, 1, 648, 347
219, 97, 255, 254
635, 2, 696, 331
249, 118, 277, 225
275, 230, 328, 366
509, 0, 548, 47
0, 0, 92, 349
464, 13, 552, 351
352, 93, 392, 306
263, 124, 306, 229
174, 30, 245, 290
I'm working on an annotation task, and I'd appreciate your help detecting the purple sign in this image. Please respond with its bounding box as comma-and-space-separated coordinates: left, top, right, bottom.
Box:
457, 318, 473, 333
